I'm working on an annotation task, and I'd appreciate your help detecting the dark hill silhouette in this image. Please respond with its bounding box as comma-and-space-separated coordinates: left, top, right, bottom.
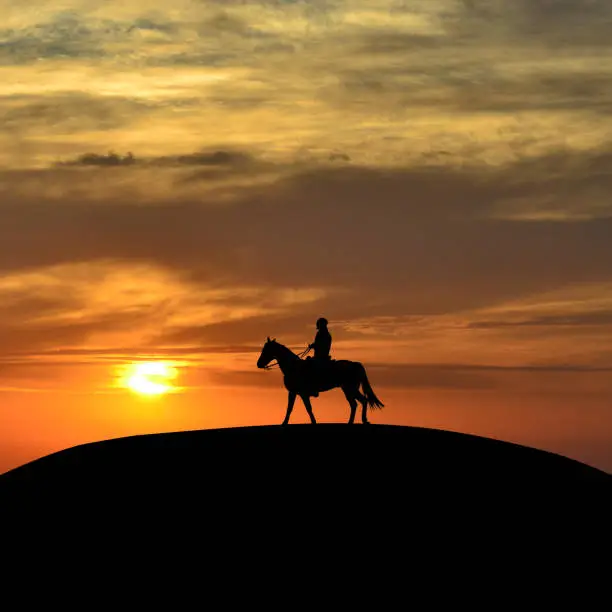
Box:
1, 424, 609, 509
1, 424, 610, 583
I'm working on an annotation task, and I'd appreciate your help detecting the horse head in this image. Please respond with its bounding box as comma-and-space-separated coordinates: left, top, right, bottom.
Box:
257, 336, 277, 369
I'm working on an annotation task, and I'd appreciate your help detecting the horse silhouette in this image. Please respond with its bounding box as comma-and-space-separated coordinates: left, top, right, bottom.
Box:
257, 337, 384, 425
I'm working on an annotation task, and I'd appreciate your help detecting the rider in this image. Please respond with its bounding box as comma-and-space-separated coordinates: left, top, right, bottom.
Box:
309, 317, 332, 361
305, 317, 332, 397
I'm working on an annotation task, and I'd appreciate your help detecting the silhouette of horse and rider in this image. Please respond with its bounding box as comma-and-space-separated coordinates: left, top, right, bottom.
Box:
257, 317, 384, 425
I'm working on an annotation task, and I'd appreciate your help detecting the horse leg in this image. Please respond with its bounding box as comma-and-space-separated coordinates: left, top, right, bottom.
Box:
356, 391, 370, 424
282, 391, 296, 426
342, 387, 358, 424
300, 394, 317, 424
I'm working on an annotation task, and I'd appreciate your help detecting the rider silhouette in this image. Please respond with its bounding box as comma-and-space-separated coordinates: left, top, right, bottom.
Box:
305, 317, 332, 397
309, 317, 332, 361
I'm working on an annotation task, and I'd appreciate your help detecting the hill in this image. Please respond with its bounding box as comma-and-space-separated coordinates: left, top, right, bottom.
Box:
1, 424, 610, 580
0, 424, 607, 606
1, 424, 609, 509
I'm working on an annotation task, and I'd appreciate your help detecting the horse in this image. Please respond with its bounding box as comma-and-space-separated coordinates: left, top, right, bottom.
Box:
256, 337, 384, 425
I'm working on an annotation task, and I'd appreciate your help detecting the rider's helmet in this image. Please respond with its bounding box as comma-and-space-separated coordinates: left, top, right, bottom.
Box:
316, 317, 328, 329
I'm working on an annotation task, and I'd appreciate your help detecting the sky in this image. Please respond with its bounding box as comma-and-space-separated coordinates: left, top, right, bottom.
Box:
2, 0, 612, 475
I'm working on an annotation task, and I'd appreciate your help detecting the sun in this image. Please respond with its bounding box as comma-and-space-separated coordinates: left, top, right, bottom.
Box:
123, 362, 179, 396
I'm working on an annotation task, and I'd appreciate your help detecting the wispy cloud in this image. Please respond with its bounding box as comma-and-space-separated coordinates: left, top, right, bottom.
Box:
2, 1, 612, 170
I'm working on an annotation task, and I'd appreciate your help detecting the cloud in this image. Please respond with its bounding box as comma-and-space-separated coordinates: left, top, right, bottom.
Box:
126, 18, 178, 36
198, 10, 268, 38
454, 0, 612, 46
153, 149, 255, 166
355, 362, 612, 394
0, 11, 112, 64
153, 312, 324, 348
0, 258, 330, 361
0, 93, 161, 136
3, 1, 612, 171
58, 151, 137, 166
54, 148, 258, 168
1, 149, 612, 302
50, 147, 271, 175
469, 311, 612, 329
0, 311, 151, 355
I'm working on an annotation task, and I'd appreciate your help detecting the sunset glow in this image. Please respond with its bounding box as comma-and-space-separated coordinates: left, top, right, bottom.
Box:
123, 362, 179, 396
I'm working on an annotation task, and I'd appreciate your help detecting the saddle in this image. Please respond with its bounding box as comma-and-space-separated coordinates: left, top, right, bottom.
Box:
304, 356, 335, 390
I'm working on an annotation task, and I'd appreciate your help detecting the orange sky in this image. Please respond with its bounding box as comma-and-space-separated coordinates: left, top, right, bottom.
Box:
2, 0, 612, 475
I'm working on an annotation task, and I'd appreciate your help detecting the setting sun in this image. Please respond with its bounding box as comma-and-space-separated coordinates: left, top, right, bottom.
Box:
123, 362, 179, 396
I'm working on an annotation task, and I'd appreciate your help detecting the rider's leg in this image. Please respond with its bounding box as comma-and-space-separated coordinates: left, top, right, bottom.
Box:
306, 358, 320, 397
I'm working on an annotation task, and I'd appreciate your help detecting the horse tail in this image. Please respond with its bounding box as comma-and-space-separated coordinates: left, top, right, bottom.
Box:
360, 365, 384, 410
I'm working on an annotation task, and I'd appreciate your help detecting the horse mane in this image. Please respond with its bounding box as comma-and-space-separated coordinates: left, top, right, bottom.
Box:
271, 340, 301, 361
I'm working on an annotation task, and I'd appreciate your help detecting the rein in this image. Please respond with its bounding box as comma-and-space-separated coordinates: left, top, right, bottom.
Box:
264, 345, 311, 370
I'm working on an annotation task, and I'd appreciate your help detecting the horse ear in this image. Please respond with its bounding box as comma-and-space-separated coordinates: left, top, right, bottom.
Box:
272, 337, 276, 342
266, 336, 270, 342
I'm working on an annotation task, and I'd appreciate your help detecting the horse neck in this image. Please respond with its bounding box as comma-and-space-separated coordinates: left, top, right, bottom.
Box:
273, 343, 300, 373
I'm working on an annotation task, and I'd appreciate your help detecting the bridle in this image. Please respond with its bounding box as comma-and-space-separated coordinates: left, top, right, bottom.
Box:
263, 345, 312, 370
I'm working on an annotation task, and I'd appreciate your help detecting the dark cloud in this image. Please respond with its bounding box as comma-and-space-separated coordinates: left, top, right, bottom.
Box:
354, 31, 445, 55
57, 151, 136, 167
0, 12, 183, 65
54, 148, 258, 169
127, 19, 178, 35
0, 38, 106, 64
455, 0, 612, 46
334, 59, 612, 116
0, 13, 107, 64
252, 41, 296, 54
450, 73, 612, 114
204, 95, 272, 109
0, 11, 202, 65
150, 51, 238, 67
153, 149, 256, 167
326, 2, 612, 117
199, 11, 267, 37
507, 0, 612, 44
